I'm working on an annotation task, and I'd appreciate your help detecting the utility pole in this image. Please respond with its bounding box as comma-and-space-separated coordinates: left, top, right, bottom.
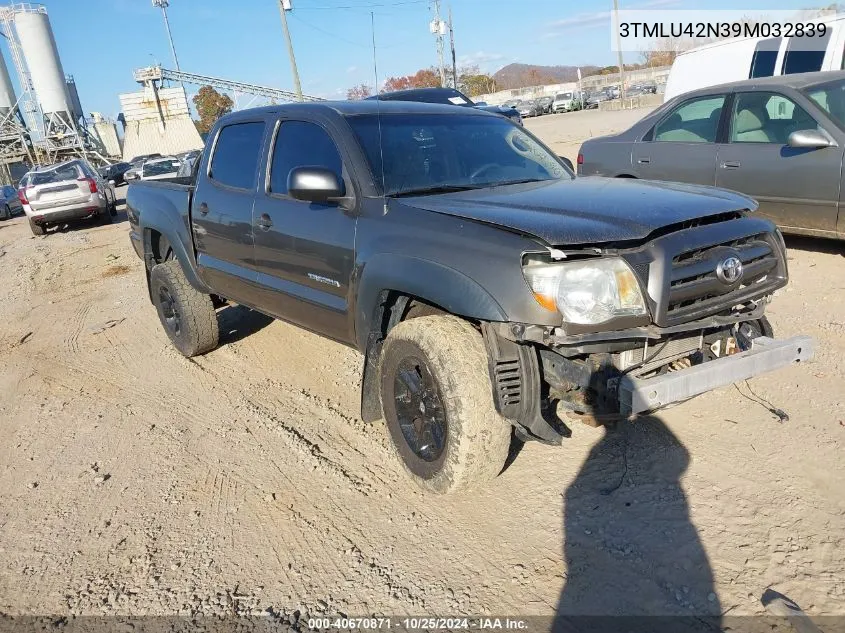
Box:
448, 5, 457, 89
152, 0, 180, 71
431, 0, 446, 88
613, 0, 626, 103
277, 0, 303, 101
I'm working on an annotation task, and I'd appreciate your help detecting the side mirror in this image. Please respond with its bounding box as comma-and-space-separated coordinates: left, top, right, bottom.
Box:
788, 129, 833, 149
288, 166, 344, 203
559, 156, 574, 171
108, 179, 116, 186
475, 101, 488, 106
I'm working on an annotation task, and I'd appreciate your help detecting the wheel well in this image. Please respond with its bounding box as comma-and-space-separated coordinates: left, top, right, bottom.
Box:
149, 230, 173, 263
359, 291, 454, 423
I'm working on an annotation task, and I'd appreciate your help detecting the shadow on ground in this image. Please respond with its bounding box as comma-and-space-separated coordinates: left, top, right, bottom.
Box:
554, 416, 721, 633
217, 304, 274, 346
785, 234, 844, 256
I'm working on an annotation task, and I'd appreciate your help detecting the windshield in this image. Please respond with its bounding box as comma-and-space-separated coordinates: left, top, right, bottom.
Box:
31, 164, 81, 186
804, 78, 845, 130
348, 113, 569, 196
556, 93, 572, 100
143, 160, 180, 177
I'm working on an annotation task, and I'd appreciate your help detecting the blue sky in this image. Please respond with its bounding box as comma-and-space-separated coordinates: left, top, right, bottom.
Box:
4, 0, 817, 117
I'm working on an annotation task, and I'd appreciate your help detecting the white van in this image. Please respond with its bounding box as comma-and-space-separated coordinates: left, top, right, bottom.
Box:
664, 14, 845, 101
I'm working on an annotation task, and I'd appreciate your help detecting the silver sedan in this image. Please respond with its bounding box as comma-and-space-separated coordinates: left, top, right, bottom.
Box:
578, 70, 845, 241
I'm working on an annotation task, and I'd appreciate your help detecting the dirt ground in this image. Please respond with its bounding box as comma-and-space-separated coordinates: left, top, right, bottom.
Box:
1, 108, 844, 626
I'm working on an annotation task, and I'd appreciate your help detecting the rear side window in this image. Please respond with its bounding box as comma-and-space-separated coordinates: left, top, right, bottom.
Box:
210, 122, 266, 189
269, 121, 342, 195
782, 30, 831, 74
749, 37, 781, 78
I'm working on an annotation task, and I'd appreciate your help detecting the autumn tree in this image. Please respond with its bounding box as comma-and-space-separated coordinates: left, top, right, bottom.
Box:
382, 67, 441, 92
192, 85, 234, 134
457, 65, 496, 97
347, 83, 373, 100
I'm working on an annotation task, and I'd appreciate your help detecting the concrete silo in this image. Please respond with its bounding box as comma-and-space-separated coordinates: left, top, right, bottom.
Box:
13, 6, 73, 131
0, 49, 18, 118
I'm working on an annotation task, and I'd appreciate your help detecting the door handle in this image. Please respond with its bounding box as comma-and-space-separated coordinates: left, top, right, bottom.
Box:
198, 202, 209, 215
637, 157, 651, 164
257, 213, 272, 230
720, 160, 741, 169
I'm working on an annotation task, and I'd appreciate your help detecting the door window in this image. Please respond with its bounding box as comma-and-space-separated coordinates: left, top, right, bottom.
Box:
209, 121, 266, 189
730, 91, 819, 144
269, 121, 343, 196
651, 95, 726, 143
782, 29, 831, 74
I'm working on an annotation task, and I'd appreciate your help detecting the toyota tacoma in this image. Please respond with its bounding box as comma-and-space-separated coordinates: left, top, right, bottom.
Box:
126, 101, 812, 493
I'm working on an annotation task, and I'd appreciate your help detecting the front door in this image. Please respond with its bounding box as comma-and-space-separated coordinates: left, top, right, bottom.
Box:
716, 90, 842, 233
632, 94, 725, 186
251, 119, 356, 344
193, 120, 266, 301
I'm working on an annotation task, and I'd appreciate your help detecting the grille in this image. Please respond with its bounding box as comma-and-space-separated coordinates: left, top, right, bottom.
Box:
665, 234, 780, 322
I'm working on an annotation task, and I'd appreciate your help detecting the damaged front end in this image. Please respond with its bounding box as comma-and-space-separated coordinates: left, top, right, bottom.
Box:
482, 218, 814, 444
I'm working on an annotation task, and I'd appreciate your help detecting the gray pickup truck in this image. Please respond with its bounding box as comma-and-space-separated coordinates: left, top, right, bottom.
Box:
127, 100, 812, 494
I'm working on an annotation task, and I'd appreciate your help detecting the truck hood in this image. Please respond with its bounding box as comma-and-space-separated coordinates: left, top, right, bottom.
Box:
401, 177, 757, 246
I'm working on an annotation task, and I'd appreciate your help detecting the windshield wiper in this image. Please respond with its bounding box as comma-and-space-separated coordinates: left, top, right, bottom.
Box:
389, 184, 482, 198
483, 178, 549, 187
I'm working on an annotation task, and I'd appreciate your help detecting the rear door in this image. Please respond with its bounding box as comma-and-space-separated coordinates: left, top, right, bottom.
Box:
192, 119, 267, 302
251, 117, 357, 343
26, 163, 90, 212
715, 90, 842, 233
632, 94, 726, 185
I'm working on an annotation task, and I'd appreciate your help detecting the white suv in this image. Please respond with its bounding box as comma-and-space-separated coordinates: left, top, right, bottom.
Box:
19, 160, 117, 236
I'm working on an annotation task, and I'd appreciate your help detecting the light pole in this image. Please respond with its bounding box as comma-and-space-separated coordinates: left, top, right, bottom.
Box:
152, 0, 181, 72
277, 0, 303, 101
613, 0, 626, 103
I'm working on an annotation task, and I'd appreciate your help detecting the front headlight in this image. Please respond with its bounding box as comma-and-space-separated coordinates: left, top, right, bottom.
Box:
523, 257, 648, 325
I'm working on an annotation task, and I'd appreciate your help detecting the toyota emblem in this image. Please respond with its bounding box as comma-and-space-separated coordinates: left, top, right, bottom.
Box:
716, 256, 743, 285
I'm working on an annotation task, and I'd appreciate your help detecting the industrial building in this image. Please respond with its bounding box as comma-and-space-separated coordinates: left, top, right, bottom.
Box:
0, 3, 119, 185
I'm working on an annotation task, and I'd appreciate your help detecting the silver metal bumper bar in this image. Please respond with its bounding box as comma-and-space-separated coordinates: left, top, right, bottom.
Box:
618, 335, 814, 416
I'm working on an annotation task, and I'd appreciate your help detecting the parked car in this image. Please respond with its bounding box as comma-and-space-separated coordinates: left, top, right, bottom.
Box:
578, 70, 845, 240
517, 99, 544, 118
536, 96, 554, 114
1, 184, 23, 220
19, 159, 117, 236
664, 14, 845, 101
370, 87, 523, 125
99, 161, 132, 186
124, 153, 163, 182
140, 157, 182, 181
553, 92, 576, 112
126, 100, 811, 494
584, 92, 607, 109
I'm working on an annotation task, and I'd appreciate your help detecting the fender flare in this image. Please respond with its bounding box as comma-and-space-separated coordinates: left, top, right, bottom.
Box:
140, 210, 211, 296
354, 253, 508, 352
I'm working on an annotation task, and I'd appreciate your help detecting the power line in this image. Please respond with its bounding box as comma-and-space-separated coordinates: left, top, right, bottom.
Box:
295, 0, 426, 9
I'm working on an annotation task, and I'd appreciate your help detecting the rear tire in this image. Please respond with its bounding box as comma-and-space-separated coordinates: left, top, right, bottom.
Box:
150, 259, 219, 357
29, 217, 45, 236
1, 204, 9, 220
379, 315, 512, 494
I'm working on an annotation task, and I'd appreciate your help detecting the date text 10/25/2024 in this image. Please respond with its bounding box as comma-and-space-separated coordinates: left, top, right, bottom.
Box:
307, 617, 529, 630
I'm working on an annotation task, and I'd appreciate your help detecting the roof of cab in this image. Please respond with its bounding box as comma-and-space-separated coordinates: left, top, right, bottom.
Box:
218, 99, 496, 123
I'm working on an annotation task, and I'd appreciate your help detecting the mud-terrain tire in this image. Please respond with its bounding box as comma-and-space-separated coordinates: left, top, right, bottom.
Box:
380, 315, 512, 494
29, 217, 45, 236
150, 260, 219, 357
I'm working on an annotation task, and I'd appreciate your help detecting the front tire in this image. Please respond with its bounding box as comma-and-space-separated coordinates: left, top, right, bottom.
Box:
380, 315, 512, 494
150, 260, 219, 357
1, 204, 9, 220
